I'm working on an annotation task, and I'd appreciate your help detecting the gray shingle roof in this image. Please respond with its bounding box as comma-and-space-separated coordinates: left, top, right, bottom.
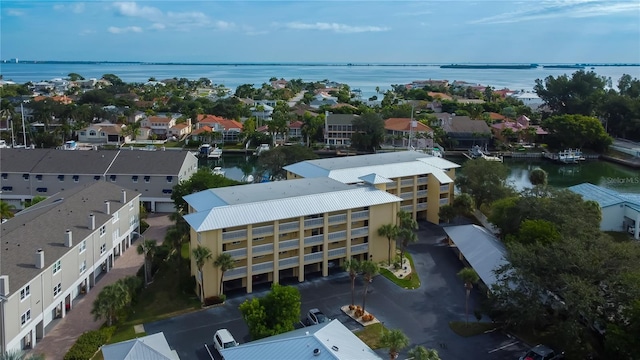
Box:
107, 149, 196, 175
30, 150, 119, 174
442, 116, 491, 134
0, 182, 140, 292
326, 114, 358, 125
1, 148, 56, 173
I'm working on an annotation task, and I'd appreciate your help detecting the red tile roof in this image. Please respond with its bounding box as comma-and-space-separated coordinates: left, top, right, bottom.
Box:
385, 118, 433, 132
197, 114, 243, 130
192, 126, 213, 135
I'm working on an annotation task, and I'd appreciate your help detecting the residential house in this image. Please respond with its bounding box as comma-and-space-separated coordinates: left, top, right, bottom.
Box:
384, 118, 434, 149
270, 79, 288, 89
101, 332, 179, 360
284, 151, 460, 224
324, 114, 358, 146
78, 122, 127, 144
140, 116, 177, 138
168, 119, 192, 140
0, 148, 198, 213
490, 115, 547, 143
436, 114, 492, 149
190, 126, 214, 143
568, 183, 640, 240
310, 93, 338, 109
250, 103, 274, 122
220, 320, 381, 360
287, 121, 303, 142
0, 182, 141, 354
183, 177, 401, 297
510, 91, 544, 109
32, 95, 73, 105
196, 114, 243, 144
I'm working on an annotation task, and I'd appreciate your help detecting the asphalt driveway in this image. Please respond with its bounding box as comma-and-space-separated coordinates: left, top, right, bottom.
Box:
145, 221, 529, 360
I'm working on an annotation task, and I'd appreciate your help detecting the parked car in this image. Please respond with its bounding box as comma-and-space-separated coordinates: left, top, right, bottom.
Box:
213, 329, 239, 353
306, 308, 329, 325
519, 344, 564, 360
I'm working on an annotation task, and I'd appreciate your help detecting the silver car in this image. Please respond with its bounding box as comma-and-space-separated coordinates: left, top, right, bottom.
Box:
306, 308, 330, 325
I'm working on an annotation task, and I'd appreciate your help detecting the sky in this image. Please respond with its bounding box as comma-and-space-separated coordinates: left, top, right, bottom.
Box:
1, 0, 639, 63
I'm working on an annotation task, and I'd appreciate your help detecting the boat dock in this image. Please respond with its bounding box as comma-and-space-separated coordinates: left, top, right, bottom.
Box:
543, 149, 586, 164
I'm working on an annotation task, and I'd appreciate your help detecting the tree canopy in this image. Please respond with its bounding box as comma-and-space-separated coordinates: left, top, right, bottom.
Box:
256, 144, 318, 180
454, 159, 515, 209
350, 112, 385, 152
541, 114, 612, 152
171, 168, 240, 214
239, 283, 301, 340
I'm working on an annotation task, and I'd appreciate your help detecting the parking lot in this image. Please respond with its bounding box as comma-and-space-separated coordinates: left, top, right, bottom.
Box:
145, 222, 530, 360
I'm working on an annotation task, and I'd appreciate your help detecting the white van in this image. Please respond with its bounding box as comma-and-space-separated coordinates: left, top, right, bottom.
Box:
213, 329, 239, 352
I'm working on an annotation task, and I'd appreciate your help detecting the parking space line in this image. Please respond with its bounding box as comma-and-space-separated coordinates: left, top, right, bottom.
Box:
204, 343, 215, 360
488, 341, 519, 353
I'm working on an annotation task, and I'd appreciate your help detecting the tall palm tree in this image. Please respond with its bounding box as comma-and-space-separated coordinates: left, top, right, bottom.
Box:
457, 267, 479, 325
192, 245, 213, 302
136, 239, 157, 286
213, 253, 235, 296
343, 258, 361, 306
397, 211, 418, 265
91, 281, 131, 326
377, 224, 399, 266
0, 201, 16, 221
380, 328, 409, 360
360, 260, 378, 313
408, 346, 441, 360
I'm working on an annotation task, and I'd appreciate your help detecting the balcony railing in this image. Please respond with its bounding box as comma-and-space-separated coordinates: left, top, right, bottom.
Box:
328, 214, 347, 224
416, 190, 427, 198
223, 248, 247, 258
439, 198, 449, 205
440, 184, 450, 193
304, 252, 323, 264
328, 230, 346, 242
279, 256, 299, 269
400, 192, 413, 199
351, 226, 369, 237
328, 247, 346, 258
224, 266, 247, 279
279, 221, 299, 232
386, 182, 397, 189
252, 243, 273, 255
304, 234, 323, 246
252, 261, 273, 274
253, 225, 274, 236
351, 210, 369, 220
400, 179, 414, 187
401, 204, 413, 212
417, 203, 428, 211
222, 229, 247, 241
351, 243, 369, 254
417, 177, 428, 185
279, 239, 299, 250
304, 217, 324, 228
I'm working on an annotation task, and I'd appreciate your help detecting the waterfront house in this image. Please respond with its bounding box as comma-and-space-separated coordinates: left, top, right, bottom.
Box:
183, 177, 401, 297
384, 118, 434, 149
0, 182, 141, 354
140, 116, 177, 138
190, 126, 214, 143
78, 122, 127, 145
168, 121, 192, 140
491, 115, 547, 143
284, 151, 459, 224
436, 114, 492, 150
509, 91, 544, 109
568, 183, 640, 240
324, 114, 358, 146
250, 103, 274, 122
0, 148, 198, 213
196, 114, 243, 144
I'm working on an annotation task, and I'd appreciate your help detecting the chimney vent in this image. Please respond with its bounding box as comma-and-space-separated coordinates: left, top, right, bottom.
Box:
313, 348, 321, 356
122, 189, 127, 204
105, 201, 111, 215
65, 229, 73, 247
35, 249, 44, 269
0, 275, 9, 297
89, 213, 95, 230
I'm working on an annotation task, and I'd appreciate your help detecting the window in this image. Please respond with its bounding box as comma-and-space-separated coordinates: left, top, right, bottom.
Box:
80, 131, 86, 136
1, 186, 12, 192
36, 187, 48, 193
79, 260, 86, 274
20, 285, 30, 301
132, 175, 138, 183
162, 189, 172, 194
36, 174, 42, 181
23, 174, 29, 181
109, 175, 116, 182
53, 283, 62, 297
1, 173, 6, 180
89, 130, 96, 136
99, 225, 106, 237
129, 201, 134, 210
144, 176, 151, 183
94, 175, 101, 181
53, 260, 61, 274
166, 176, 173, 183
72, 175, 79, 182
58, 175, 65, 181
100, 243, 106, 255
21, 310, 31, 326
79, 240, 86, 254
113, 212, 119, 223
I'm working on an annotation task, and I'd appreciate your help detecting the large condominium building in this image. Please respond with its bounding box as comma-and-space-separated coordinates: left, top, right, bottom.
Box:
0, 182, 141, 354
183, 177, 402, 298
0, 148, 198, 213
283, 151, 460, 224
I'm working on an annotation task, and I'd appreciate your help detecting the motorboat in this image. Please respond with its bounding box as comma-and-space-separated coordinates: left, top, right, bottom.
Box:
62, 140, 78, 150
210, 146, 223, 159
254, 144, 270, 156
212, 167, 225, 176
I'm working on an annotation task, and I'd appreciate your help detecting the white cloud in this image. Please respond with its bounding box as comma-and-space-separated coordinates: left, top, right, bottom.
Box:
113, 2, 162, 19
283, 22, 390, 33
111, 2, 232, 32
6, 9, 25, 16
150, 23, 166, 30
471, 0, 640, 24
53, 2, 85, 14
108, 26, 143, 34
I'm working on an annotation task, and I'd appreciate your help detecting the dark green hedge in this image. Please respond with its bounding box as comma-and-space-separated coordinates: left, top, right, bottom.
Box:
64, 326, 115, 360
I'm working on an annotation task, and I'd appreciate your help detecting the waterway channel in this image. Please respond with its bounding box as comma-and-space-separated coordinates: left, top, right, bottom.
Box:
200, 154, 640, 194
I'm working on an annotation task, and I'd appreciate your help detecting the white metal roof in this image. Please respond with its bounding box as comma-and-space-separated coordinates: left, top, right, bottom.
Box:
359, 173, 393, 184
184, 180, 402, 232
220, 319, 381, 360
101, 332, 179, 360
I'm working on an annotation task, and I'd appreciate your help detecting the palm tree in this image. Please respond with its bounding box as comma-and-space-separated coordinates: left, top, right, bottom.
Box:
91, 281, 131, 326
378, 224, 399, 266
343, 258, 361, 306
213, 253, 235, 297
360, 260, 378, 313
380, 328, 409, 360
408, 346, 441, 360
396, 210, 418, 266
529, 168, 548, 187
0, 201, 16, 221
457, 267, 479, 325
136, 239, 157, 286
192, 245, 213, 302
1, 350, 45, 360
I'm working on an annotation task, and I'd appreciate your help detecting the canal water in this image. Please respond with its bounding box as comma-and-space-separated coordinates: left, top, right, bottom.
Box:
201, 154, 640, 194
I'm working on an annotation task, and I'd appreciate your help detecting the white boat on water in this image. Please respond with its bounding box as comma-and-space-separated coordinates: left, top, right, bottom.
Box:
209, 146, 223, 159
212, 167, 225, 176
469, 145, 502, 162
254, 144, 270, 156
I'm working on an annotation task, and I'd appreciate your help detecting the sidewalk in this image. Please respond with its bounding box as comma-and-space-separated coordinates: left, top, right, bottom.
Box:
30, 214, 172, 360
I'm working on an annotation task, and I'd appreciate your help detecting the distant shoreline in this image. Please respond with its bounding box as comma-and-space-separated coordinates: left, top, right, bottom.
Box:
1, 61, 639, 67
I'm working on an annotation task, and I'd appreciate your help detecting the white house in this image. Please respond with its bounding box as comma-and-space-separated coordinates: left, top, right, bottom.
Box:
510, 91, 544, 109
569, 183, 640, 240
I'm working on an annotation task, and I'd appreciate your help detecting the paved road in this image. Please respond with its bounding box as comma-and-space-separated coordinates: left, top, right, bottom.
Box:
146, 222, 529, 360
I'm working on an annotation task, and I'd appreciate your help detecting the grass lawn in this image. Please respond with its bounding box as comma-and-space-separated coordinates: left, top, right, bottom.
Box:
355, 323, 388, 349
379, 253, 421, 289
605, 231, 633, 243
449, 321, 502, 337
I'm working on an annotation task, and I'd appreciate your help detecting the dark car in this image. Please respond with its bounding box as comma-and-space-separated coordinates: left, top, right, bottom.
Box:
306, 308, 329, 325
519, 344, 564, 360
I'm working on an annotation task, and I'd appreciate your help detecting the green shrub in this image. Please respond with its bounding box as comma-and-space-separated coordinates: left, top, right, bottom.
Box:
64, 327, 114, 360
182, 275, 196, 294
140, 220, 150, 232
